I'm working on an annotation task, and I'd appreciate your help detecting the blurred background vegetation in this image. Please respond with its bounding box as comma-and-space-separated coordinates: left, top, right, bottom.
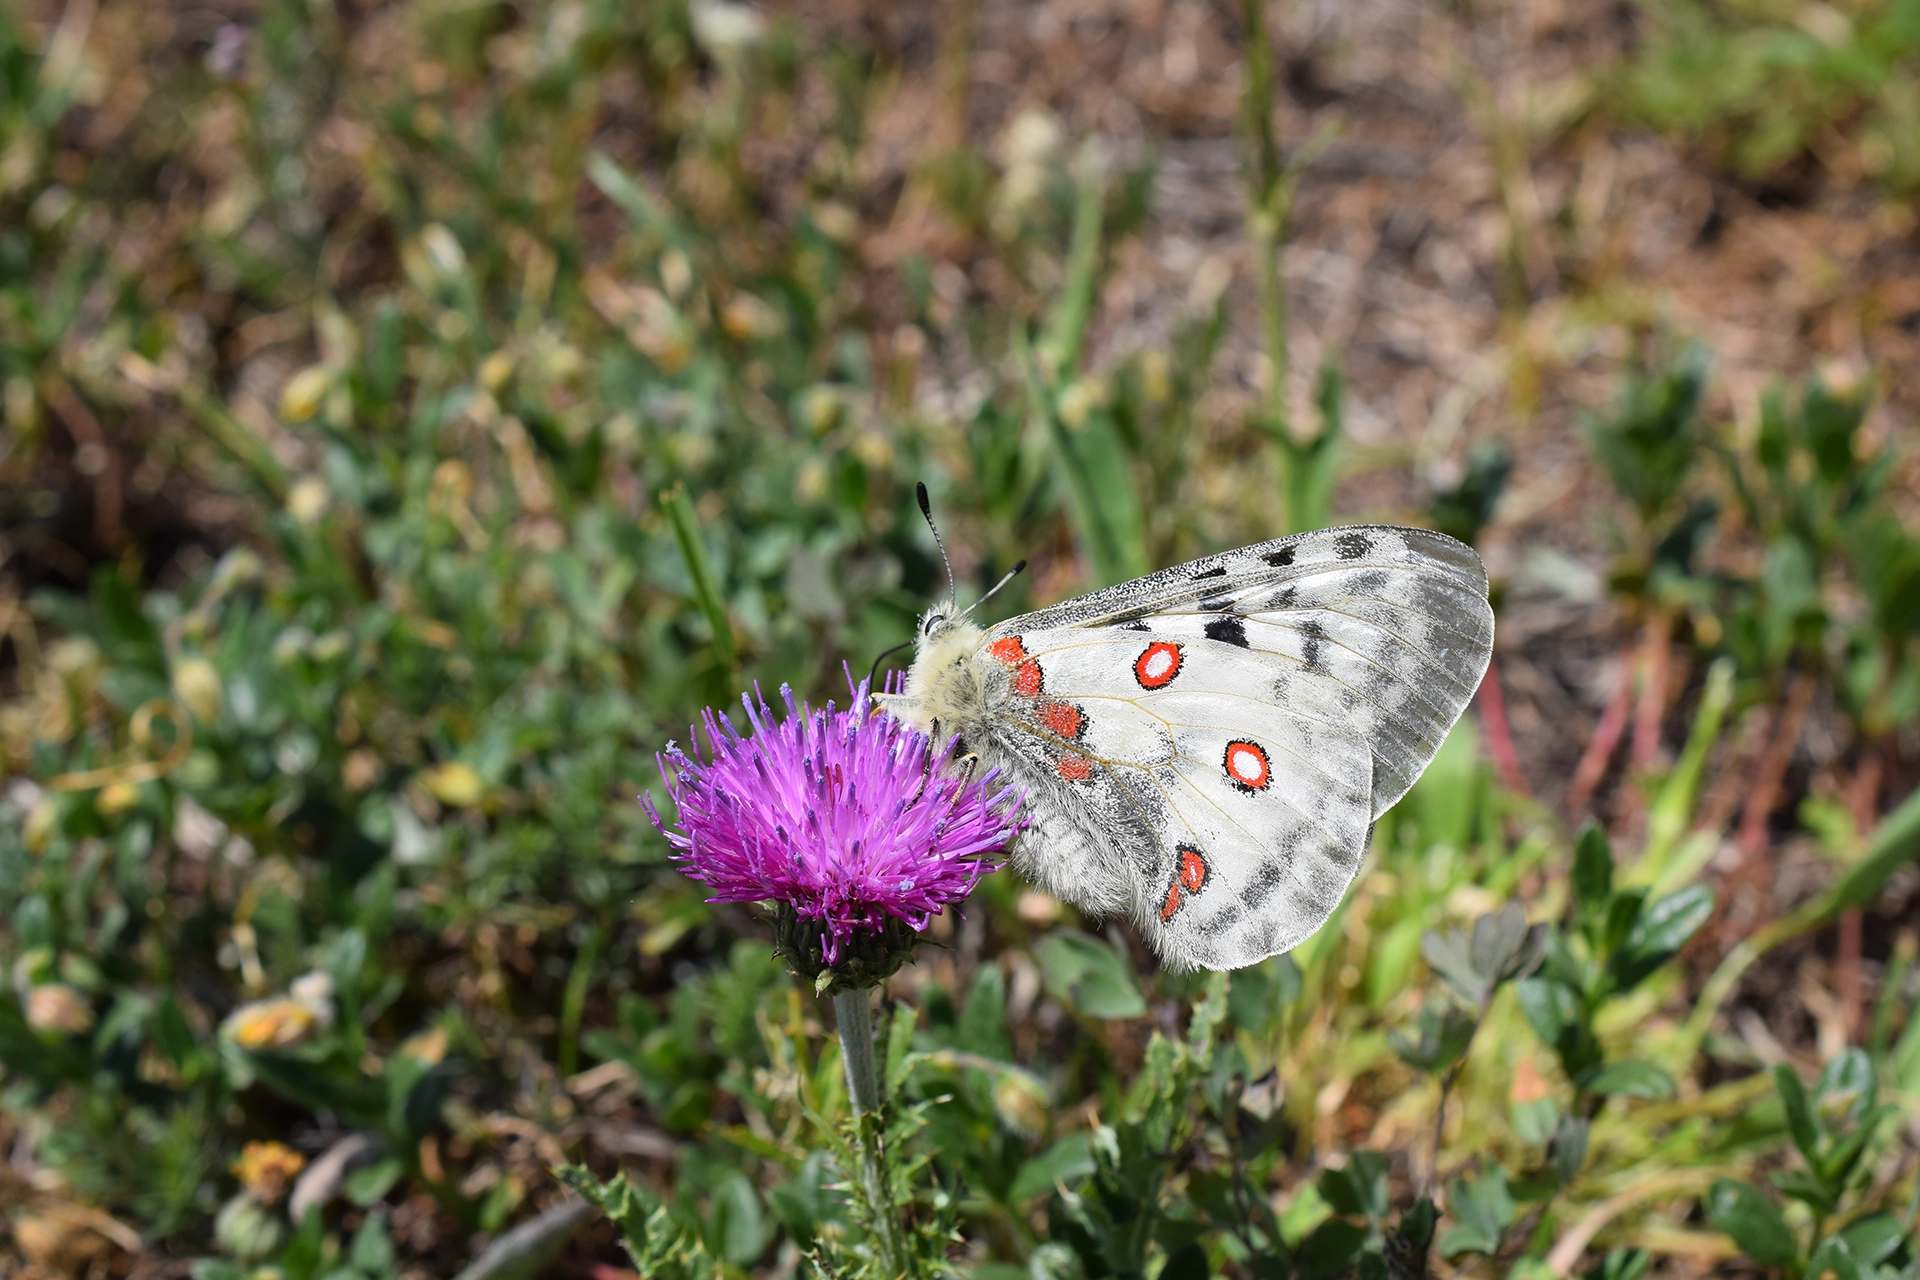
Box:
1, 0, 1918, 1276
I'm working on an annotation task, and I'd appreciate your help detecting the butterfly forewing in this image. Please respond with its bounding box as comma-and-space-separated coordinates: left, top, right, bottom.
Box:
971, 525, 1493, 971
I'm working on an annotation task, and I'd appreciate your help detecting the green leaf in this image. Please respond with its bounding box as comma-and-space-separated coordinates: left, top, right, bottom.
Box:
959, 965, 1012, 1063
1813, 1047, 1876, 1121
1422, 926, 1488, 1007
1298, 1219, 1367, 1279
1389, 998, 1476, 1074
1573, 824, 1614, 923
1836, 1213, 1904, 1266
349, 1211, 395, 1274
1008, 1134, 1095, 1203
1549, 1113, 1590, 1186
1034, 931, 1147, 1020
1806, 1235, 1864, 1280
1770, 1169, 1839, 1216
1773, 1063, 1821, 1169
345, 1158, 403, 1206
1437, 1167, 1514, 1258
1611, 883, 1714, 991
1706, 1180, 1799, 1269
1579, 1060, 1675, 1099
1317, 1151, 1390, 1223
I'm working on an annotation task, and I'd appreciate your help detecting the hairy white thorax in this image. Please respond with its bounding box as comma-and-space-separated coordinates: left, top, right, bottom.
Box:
872, 610, 987, 742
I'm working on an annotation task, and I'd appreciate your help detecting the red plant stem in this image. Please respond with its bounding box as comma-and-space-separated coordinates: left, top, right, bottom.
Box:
1736, 671, 1815, 860
1630, 613, 1671, 772
1566, 655, 1634, 816
1475, 657, 1532, 797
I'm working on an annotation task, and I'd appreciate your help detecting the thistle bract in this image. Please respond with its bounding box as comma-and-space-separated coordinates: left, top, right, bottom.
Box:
645, 677, 1024, 981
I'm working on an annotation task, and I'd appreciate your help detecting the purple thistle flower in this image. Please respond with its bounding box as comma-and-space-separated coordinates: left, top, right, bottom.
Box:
643, 676, 1025, 972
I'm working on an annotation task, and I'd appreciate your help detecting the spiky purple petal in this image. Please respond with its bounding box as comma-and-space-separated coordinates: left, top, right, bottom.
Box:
644, 675, 1025, 966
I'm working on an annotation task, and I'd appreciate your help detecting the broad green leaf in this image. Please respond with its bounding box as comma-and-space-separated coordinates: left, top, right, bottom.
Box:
1437, 1167, 1514, 1258
1611, 883, 1714, 990
1034, 931, 1147, 1019
1008, 1134, 1095, 1204
1706, 1180, 1799, 1269
1836, 1213, 1904, 1266
1580, 1060, 1675, 1099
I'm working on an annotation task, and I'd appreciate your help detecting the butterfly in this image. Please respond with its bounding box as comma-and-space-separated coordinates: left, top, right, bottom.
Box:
875, 489, 1495, 972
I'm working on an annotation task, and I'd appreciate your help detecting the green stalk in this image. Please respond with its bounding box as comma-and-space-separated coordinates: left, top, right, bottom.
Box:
661, 484, 737, 671
558, 924, 605, 1078
833, 986, 911, 1278
1678, 785, 1920, 1065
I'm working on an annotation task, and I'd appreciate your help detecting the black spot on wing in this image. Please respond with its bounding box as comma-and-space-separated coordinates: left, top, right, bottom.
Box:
1335, 531, 1374, 559
1264, 546, 1296, 567
1204, 615, 1249, 648
1191, 565, 1228, 580
1201, 901, 1244, 934
1266, 585, 1298, 610
1301, 618, 1326, 668
1114, 620, 1151, 632
1199, 591, 1236, 612
1241, 857, 1289, 911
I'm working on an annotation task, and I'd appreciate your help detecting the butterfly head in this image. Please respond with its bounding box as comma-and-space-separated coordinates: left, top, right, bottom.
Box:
871, 607, 985, 736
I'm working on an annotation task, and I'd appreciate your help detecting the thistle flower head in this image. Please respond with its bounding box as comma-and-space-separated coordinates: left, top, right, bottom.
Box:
644, 675, 1024, 987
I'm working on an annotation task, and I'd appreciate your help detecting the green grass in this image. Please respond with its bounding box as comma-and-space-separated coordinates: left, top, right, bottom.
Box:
1, 1, 1919, 1277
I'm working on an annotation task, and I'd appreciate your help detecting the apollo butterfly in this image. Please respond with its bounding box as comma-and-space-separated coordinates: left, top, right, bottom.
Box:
876, 499, 1494, 972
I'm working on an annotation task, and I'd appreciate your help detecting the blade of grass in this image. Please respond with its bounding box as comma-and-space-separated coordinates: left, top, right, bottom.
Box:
558, 924, 606, 1079
1632, 656, 1736, 887
1037, 143, 1107, 376
1677, 783, 1920, 1066
661, 484, 737, 671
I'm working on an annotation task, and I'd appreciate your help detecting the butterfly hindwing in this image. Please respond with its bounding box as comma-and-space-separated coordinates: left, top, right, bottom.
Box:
976, 627, 1374, 970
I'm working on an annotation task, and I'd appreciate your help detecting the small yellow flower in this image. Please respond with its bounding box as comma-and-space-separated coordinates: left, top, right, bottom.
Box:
97, 781, 140, 816
232, 1141, 305, 1204
422, 761, 483, 807
223, 997, 317, 1051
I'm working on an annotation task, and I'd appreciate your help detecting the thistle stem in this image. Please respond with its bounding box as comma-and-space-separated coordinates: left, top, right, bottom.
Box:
835, 986, 881, 1116
833, 986, 912, 1277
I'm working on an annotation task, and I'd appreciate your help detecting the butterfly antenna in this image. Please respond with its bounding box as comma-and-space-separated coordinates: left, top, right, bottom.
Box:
916, 481, 957, 613
959, 559, 1027, 621
865, 638, 914, 696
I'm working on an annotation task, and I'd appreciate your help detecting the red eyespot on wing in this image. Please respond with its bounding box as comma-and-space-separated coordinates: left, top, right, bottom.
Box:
987, 636, 1028, 665
1224, 740, 1271, 791
1012, 659, 1043, 698
1160, 882, 1182, 922
1133, 641, 1183, 689
1036, 700, 1084, 739
1178, 846, 1208, 893
1055, 754, 1094, 782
